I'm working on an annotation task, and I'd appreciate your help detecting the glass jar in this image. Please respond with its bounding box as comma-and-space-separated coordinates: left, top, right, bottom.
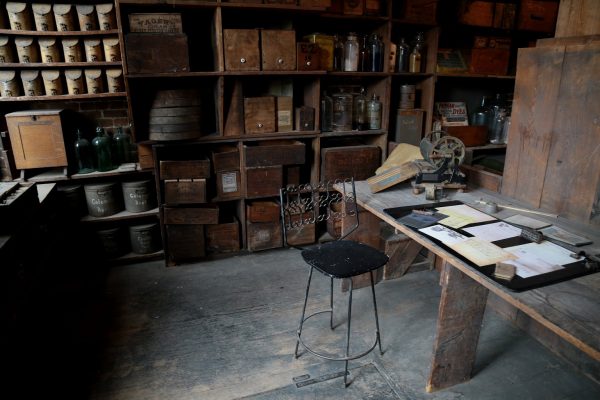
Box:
368, 33, 383, 72
320, 91, 333, 132
343, 33, 359, 72
412, 31, 426, 71
113, 126, 132, 165
489, 108, 507, 144
471, 96, 491, 132
358, 34, 370, 72
92, 126, 116, 172
333, 34, 344, 71
397, 37, 410, 72
332, 88, 353, 131
353, 87, 367, 130
409, 46, 421, 73
367, 93, 382, 130
74, 129, 94, 174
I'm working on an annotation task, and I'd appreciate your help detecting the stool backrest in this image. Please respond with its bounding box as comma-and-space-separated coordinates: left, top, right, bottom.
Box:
279, 177, 359, 247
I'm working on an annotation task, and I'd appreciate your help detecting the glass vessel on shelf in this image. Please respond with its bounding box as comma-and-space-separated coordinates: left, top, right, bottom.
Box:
113, 126, 132, 165
333, 34, 344, 71
321, 91, 333, 132
397, 37, 409, 72
358, 34, 370, 72
368, 33, 384, 72
471, 96, 491, 134
74, 129, 94, 174
353, 87, 367, 130
343, 33, 359, 72
409, 46, 421, 73
332, 88, 353, 131
367, 93, 382, 130
92, 126, 116, 172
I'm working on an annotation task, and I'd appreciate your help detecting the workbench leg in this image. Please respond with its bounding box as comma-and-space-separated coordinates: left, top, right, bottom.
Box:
426, 261, 489, 392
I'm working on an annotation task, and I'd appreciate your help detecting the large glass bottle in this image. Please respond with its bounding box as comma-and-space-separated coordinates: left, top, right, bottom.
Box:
397, 37, 410, 72
367, 93, 382, 130
92, 126, 116, 172
471, 96, 491, 133
343, 33, 359, 72
333, 34, 344, 71
358, 34, 370, 72
412, 31, 426, 71
74, 129, 94, 174
368, 33, 383, 72
353, 87, 367, 130
409, 46, 421, 73
332, 87, 353, 131
320, 91, 333, 132
113, 126, 132, 165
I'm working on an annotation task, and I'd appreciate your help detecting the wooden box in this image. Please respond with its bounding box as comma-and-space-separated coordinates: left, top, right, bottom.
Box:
160, 159, 211, 180
402, 0, 439, 25
211, 145, 240, 172
138, 142, 154, 170
286, 214, 316, 246
164, 178, 207, 204
246, 165, 283, 198
216, 170, 242, 200
516, 0, 559, 33
166, 224, 206, 261
6, 109, 68, 170
394, 109, 424, 145
244, 96, 276, 134
163, 205, 219, 225
458, 0, 494, 27
343, 0, 364, 15
224, 29, 260, 71
247, 200, 280, 223
247, 220, 283, 251
128, 13, 183, 33
205, 217, 240, 253
445, 125, 488, 147
297, 43, 321, 71
295, 106, 315, 131
469, 48, 509, 75
125, 33, 189, 74
261, 29, 296, 71
321, 145, 381, 181
303, 33, 334, 71
244, 140, 305, 167
285, 165, 301, 186
277, 96, 293, 132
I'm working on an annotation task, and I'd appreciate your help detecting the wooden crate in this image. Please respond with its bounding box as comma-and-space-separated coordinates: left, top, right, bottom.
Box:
159, 159, 211, 180
343, 0, 364, 15
205, 217, 240, 253
246, 165, 283, 198
445, 126, 488, 147
247, 200, 280, 223
276, 96, 293, 132
163, 206, 219, 225
321, 145, 381, 181
297, 43, 321, 71
216, 170, 242, 200
137, 142, 154, 170
469, 48, 509, 75
125, 33, 189, 73
211, 145, 240, 172
458, 0, 494, 27
286, 214, 316, 246
244, 96, 276, 134
261, 29, 296, 71
244, 140, 305, 167
164, 178, 207, 204
128, 13, 183, 33
224, 29, 260, 71
402, 0, 439, 25
517, 0, 559, 33
166, 224, 205, 261
247, 220, 283, 251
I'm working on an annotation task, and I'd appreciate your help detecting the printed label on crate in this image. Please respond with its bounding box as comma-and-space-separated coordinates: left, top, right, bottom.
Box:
278, 110, 292, 127
435, 102, 468, 126
221, 172, 238, 193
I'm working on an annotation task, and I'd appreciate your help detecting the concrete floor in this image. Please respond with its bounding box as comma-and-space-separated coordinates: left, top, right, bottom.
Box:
83, 248, 600, 400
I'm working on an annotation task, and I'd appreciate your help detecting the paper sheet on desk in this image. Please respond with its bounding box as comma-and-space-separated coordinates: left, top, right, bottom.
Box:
463, 221, 522, 242
419, 224, 468, 245
448, 238, 515, 267
436, 204, 496, 229
501, 241, 573, 278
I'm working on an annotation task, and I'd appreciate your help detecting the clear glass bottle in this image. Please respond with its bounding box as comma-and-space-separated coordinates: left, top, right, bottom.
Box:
113, 126, 132, 165
471, 96, 491, 132
358, 34, 370, 72
320, 91, 333, 132
412, 31, 426, 71
353, 87, 367, 130
343, 33, 359, 72
409, 46, 421, 73
368, 33, 384, 72
333, 34, 344, 72
397, 37, 410, 72
332, 87, 353, 131
489, 108, 507, 144
367, 93, 382, 130
92, 126, 116, 172
74, 129, 94, 174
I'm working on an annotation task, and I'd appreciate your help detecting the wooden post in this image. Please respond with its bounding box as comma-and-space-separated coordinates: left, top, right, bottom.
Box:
426, 261, 489, 392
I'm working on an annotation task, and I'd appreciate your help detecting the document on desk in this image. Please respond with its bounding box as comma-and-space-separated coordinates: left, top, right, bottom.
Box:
503, 214, 551, 230
539, 226, 592, 246
463, 221, 522, 242
501, 241, 573, 278
419, 224, 469, 245
448, 237, 515, 267
436, 204, 496, 229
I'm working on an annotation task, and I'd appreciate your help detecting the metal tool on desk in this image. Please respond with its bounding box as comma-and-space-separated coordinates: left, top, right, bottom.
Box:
475, 199, 559, 218
411, 130, 467, 200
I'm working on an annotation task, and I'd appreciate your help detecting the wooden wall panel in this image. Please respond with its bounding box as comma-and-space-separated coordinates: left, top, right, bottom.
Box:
555, 0, 600, 38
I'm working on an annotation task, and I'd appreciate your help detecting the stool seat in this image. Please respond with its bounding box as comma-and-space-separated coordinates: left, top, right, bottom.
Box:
302, 240, 389, 279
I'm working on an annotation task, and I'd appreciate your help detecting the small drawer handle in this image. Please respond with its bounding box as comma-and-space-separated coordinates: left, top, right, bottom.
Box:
306, 61, 311, 66
240, 58, 246, 64
257, 123, 263, 128
277, 58, 284, 64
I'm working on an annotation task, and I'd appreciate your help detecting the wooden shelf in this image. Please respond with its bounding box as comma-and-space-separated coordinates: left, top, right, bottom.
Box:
0, 29, 119, 36
0, 62, 123, 68
80, 207, 159, 224
320, 129, 387, 138
465, 144, 507, 151
0, 92, 126, 101
108, 249, 164, 266
436, 72, 516, 80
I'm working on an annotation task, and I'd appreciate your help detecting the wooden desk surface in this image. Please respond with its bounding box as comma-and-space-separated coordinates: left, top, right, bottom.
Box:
347, 180, 600, 364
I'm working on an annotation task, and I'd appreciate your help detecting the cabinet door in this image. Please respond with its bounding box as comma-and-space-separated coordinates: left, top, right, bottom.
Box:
224, 29, 260, 71
261, 30, 296, 71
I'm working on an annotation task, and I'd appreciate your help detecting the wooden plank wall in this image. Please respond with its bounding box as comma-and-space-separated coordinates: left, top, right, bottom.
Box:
555, 0, 600, 37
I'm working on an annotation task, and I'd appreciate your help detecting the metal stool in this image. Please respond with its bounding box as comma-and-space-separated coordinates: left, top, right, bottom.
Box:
280, 178, 389, 387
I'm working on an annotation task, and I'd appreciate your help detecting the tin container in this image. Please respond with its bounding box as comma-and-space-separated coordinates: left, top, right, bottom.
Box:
62, 38, 83, 63
15, 37, 39, 63
121, 180, 155, 213
84, 182, 121, 217
102, 37, 120, 62
399, 84, 416, 109
7, 2, 33, 31
57, 184, 86, 217
83, 39, 103, 62
41, 69, 63, 95
96, 226, 128, 258
0, 36, 16, 63
84, 68, 103, 94
38, 37, 61, 63
96, 3, 116, 30
105, 68, 123, 93
53, 4, 76, 31
32, 3, 55, 31
65, 69, 85, 95
76, 4, 97, 31
129, 223, 160, 254
0, 70, 20, 97
20, 70, 43, 96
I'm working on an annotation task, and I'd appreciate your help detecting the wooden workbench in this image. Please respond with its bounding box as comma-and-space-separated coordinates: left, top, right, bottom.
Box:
343, 180, 600, 392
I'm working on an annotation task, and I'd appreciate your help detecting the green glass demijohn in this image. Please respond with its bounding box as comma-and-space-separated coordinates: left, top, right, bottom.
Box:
113, 126, 132, 165
74, 129, 95, 174
92, 126, 116, 172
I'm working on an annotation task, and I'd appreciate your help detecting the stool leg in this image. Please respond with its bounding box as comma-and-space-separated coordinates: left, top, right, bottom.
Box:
370, 270, 383, 355
344, 278, 353, 387
330, 277, 334, 330
295, 266, 314, 358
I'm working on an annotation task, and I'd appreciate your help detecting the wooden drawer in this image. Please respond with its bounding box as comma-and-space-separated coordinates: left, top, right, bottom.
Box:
297, 43, 321, 71
286, 213, 316, 246
224, 29, 260, 71
211, 145, 240, 172
166, 224, 205, 261
247, 200, 280, 223
445, 126, 488, 147
321, 145, 381, 182
137, 142, 154, 170
246, 165, 283, 198
247, 220, 283, 251
402, 0, 438, 25
458, 0, 494, 27
517, 0, 559, 33
128, 13, 182, 33
343, 0, 364, 15
205, 217, 240, 253
6, 109, 68, 170
469, 48, 510, 75
261, 29, 296, 71
276, 96, 293, 132
163, 206, 219, 225
125, 33, 189, 73
244, 96, 276, 134
160, 159, 211, 180
216, 170, 242, 200
164, 178, 207, 204
244, 140, 305, 167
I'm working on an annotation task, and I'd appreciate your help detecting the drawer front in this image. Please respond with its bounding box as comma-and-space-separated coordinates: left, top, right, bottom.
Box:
321, 145, 381, 182
245, 165, 283, 198
205, 219, 240, 253
261, 30, 296, 71
244, 140, 305, 167
297, 43, 321, 71
224, 29, 260, 71
244, 96, 276, 134
163, 206, 219, 225
160, 159, 211, 180
247, 221, 283, 251
166, 224, 206, 260
247, 200, 280, 223
164, 179, 207, 204
216, 170, 242, 200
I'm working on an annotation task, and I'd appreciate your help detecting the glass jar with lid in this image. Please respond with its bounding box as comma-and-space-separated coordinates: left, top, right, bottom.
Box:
343, 33, 359, 72
332, 87, 353, 131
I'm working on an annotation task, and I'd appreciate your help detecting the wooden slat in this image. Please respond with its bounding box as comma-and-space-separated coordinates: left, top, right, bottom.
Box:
555, 0, 600, 38
383, 233, 423, 280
